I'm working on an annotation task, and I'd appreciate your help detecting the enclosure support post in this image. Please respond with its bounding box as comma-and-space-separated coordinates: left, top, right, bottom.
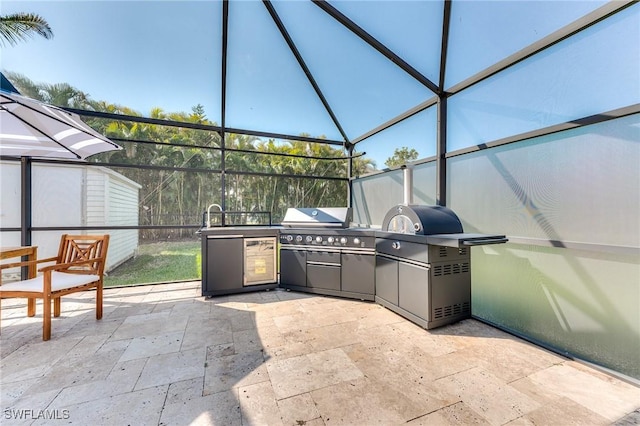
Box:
347, 144, 353, 208
436, 96, 447, 206
220, 0, 229, 224
20, 156, 32, 279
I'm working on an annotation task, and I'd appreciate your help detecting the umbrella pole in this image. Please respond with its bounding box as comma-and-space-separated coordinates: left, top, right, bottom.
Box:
20, 157, 33, 280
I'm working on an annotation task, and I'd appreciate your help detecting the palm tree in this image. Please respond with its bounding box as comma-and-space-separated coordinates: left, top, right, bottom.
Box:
0, 12, 53, 46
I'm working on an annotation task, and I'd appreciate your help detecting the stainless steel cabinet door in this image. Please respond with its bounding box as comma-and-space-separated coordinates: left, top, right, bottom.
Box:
398, 262, 430, 321
280, 249, 307, 287
205, 237, 243, 292
375, 256, 398, 305
342, 253, 375, 296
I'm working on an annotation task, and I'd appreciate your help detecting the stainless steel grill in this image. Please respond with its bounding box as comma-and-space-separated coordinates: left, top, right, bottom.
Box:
279, 207, 376, 301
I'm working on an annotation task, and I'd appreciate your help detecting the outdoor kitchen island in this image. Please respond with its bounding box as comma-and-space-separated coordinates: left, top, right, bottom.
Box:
200, 204, 507, 332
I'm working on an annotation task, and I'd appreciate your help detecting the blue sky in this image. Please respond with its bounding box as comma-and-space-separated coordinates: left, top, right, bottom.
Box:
3, 0, 632, 168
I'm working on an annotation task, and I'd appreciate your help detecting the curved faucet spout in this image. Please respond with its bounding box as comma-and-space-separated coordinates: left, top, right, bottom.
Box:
206, 203, 223, 228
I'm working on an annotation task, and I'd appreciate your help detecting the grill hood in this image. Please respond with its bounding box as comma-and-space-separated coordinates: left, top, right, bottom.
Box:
380, 204, 508, 247
281, 207, 352, 228
382, 204, 463, 235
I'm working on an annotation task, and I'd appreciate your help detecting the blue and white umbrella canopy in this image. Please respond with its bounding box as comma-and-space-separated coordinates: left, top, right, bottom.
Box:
0, 90, 121, 160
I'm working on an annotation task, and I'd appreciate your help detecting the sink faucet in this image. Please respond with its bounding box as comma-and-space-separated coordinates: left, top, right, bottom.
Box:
206, 203, 223, 228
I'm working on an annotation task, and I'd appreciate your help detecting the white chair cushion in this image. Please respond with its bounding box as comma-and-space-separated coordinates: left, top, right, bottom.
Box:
0, 271, 100, 293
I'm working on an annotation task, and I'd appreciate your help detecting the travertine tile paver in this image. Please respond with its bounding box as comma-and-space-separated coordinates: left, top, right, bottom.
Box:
527, 363, 640, 422
44, 384, 168, 426
434, 367, 541, 425
1, 281, 638, 426
49, 357, 147, 407
160, 385, 241, 426
266, 347, 364, 400
406, 401, 491, 425
276, 393, 321, 425
310, 376, 449, 425
118, 330, 184, 362
238, 381, 284, 426
203, 349, 269, 395
134, 347, 205, 390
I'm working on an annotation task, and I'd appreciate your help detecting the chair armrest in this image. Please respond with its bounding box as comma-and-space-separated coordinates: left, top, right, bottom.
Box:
0, 256, 58, 270
39, 258, 105, 273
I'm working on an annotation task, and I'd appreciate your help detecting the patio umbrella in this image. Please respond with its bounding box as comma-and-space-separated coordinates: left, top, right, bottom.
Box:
0, 90, 121, 160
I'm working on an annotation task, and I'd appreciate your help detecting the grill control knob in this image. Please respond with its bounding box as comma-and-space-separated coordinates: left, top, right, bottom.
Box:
306, 236, 313, 243
295, 235, 303, 242
340, 237, 348, 245
286, 235, 293, 242
353, 237, 360, 245
315, 236, 323, 243
327, 237, 335, 243
392, 241, 401, 250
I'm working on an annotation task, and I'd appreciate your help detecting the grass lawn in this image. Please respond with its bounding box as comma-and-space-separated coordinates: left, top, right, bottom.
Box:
104, 240, 201, 287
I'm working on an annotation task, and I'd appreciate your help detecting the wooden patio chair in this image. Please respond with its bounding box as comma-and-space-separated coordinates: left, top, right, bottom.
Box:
0, 234, 110, 340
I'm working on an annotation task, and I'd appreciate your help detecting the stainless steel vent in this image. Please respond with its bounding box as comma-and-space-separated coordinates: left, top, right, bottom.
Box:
434, 302, 471, 320
433, 263, 470, 276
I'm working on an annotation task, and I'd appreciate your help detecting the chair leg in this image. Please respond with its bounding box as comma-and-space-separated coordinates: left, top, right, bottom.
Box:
96, 283, 103, 320
28, 298, 36, 317
53, 297, 61, 317
43, 294, 51, 341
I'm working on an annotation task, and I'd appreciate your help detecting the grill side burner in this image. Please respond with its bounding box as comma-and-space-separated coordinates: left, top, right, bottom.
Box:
375, 203, 507, 329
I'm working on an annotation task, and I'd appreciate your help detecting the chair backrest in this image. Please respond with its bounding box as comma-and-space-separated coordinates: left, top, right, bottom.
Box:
57, 234, 110, 275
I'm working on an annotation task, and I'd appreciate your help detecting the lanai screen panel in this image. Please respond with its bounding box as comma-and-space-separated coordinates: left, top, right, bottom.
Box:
225, 0, 341, 138
448, 114, 640, 379
445, 0, 609, 89
447, 4, 640, 152
329, 0, 443, 85
356, 107, 437, 171
272, 0, 434, 141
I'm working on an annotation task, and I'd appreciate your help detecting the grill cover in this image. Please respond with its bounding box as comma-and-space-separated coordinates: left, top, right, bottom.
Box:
281, 207, 352, 228
382, 205, 463, 235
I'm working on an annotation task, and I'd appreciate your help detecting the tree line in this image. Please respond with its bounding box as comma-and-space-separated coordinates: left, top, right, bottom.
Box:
7, 72, 375, 239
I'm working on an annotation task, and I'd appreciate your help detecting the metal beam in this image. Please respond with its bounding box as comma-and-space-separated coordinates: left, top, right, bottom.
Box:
221, 0, 229, 132
221, 0, 230, 215
263, 0, 350, 146
446, 103, 640, 158
446, 0, 636, 95
439, 0, 452, 91
347, 144, 354, 207
65, 108, 223, 134
67, 108, 345, 146
20, 157, 32, 279
436, 96, 447, 206
351, 96, 438, 145
436, 0, 452, 207
312, 0, 440, 95
224, 127, 344, 146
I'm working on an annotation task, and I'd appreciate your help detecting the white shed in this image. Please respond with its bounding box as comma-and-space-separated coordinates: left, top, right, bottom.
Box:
0, 161, 141, 272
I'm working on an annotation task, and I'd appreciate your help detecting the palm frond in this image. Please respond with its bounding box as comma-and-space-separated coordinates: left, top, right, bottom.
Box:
0, 13, 53, 47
